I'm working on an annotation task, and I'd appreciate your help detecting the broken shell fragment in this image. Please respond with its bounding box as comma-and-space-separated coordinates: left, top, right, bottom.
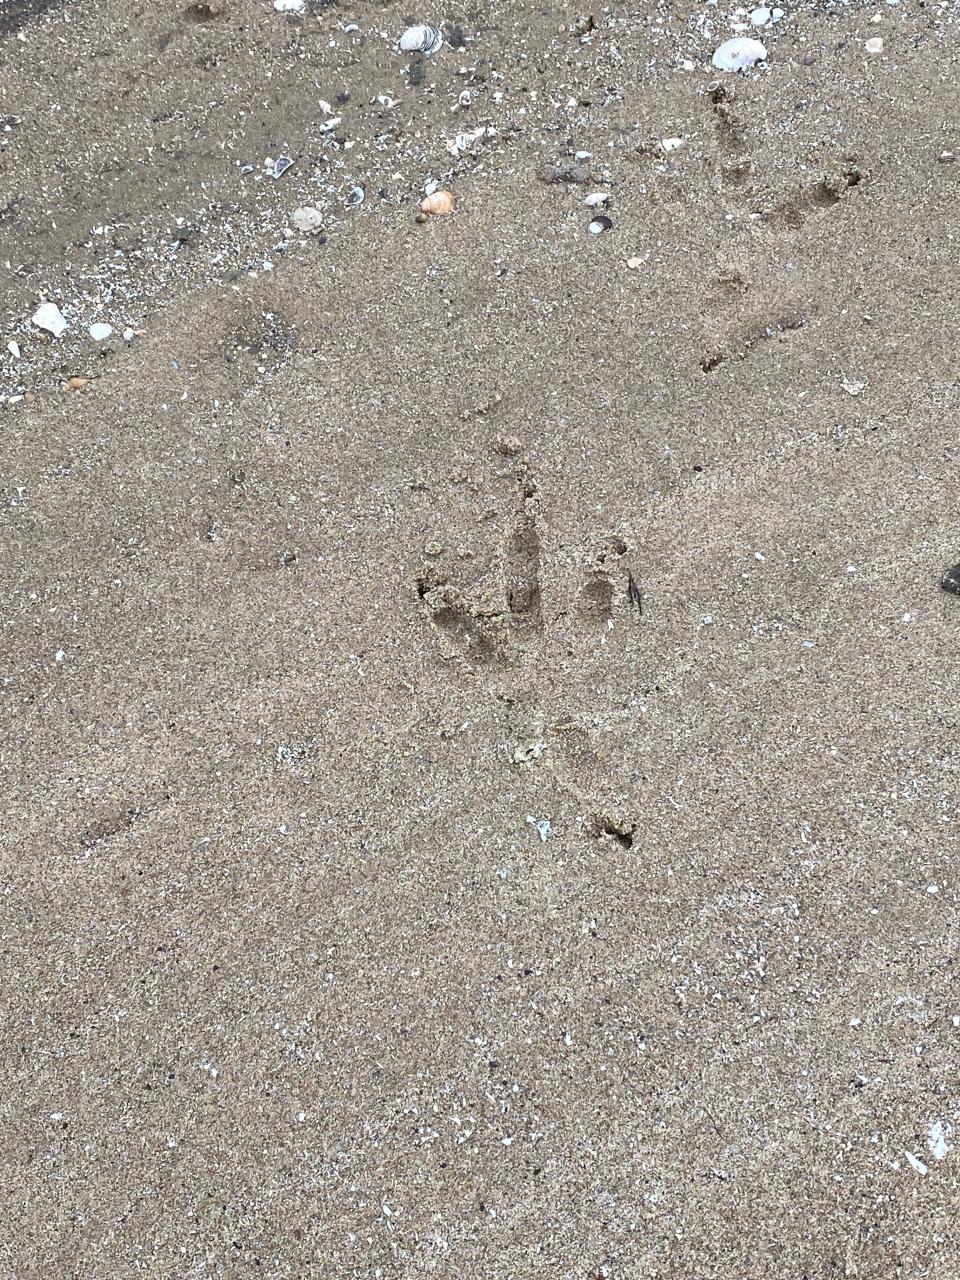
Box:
584, 191, 611, 207
32, 302, 68, 338
712, 37, 768, 71
419, 189, 455, 216
399, 23, 443, 56
291, 206, 325, 235
88, 323, 113, 341
271, 155, 294, 178
588, 214, 613, 234
346, 185, 365, 207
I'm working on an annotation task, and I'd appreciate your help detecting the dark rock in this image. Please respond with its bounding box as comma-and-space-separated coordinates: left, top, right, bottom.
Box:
941, 563, 960, 596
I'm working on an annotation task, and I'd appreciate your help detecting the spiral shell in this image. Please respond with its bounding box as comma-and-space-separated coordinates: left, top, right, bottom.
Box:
399, 24, 443, 56
419, 189, 456, 216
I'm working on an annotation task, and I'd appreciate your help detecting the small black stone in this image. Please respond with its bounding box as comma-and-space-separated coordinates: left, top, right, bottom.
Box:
941, 563, 960, 596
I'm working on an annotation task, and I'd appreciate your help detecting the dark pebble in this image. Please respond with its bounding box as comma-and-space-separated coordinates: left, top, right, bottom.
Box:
941, 563, 960, 596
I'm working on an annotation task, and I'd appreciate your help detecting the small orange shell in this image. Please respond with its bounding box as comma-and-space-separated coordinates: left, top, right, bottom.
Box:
419, 189, 456, 216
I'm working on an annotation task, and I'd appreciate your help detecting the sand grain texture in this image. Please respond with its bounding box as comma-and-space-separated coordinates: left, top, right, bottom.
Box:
2, 0, 960, 1275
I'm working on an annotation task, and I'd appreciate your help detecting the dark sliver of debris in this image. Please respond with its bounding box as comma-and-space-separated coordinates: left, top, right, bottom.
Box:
0, 0, 60, 38
941, 563, 960, 596
627, 572, 642, 613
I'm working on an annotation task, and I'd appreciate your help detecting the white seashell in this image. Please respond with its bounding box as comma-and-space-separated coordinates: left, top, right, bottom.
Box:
291, 206, 324, 234
8, 340, 20, 358
346, 185, 365, 207
712, 37, 768, 71
588, 215, 613, 234
865, 37, 884, 54
446, 125, 490, 156
318, 117, 341, 134
750, 6, 771, 25
660, 137, 684, 153
32, 303, 67, 338
584, 191, 610, 206
274, 0, 305, 11
399, 23, 443, 56
88, 323, 113, 341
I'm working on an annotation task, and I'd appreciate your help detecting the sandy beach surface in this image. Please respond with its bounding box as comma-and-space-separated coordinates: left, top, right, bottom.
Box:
3, 0, 960, 1274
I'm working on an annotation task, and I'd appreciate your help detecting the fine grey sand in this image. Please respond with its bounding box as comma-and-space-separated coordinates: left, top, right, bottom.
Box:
2, 1, 960, 1275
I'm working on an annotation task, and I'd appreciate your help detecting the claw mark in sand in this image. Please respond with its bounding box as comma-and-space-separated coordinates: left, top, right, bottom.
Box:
700, 311, 809, 374
503, 465, 543, 631
578, 536, 629, 626
416, 573, 506, 666
763, 165, 863, 230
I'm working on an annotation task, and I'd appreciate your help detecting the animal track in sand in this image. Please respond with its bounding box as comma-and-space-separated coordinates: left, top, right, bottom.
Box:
416, 449, 642, 843
699, 310, 810, 374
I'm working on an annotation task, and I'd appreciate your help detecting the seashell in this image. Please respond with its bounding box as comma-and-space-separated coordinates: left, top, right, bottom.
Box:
399, 23, 443, 56
711, 37, 767, 72
291, 206, 324, 235
865, 36, 883, 54
588, 214, 613, 234
346, 185, 365, 207
271, 155, 294, 178
584, 191, 610, 207
941, 563, 960, 597
88, 323, 113, 341
419, 189, 456, 216
32, 302, 67, 338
